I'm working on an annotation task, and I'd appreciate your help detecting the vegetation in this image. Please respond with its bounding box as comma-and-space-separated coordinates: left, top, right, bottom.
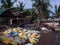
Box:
12, 2, 25, 12
32, 0, 51, 20
16, 2, 25, 11
1, 0, 17, 9
52, 5, 60, 17
28, 8, 37, 23
0, 0, 60, 23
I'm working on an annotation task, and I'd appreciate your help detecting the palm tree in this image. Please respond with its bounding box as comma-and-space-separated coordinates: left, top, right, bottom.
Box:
16, 2, 25, 11
32, 0, 51, 19
31, 0, 51, 29
28, 8, 37, 23
1, 0, 17, 9
53, 5, 60, 17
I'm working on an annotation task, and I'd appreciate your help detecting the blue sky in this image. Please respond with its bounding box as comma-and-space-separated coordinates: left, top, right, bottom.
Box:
14, 0, 32, 9
50, 0, 60, 11
0, 0, 60, 10
13, 0, 60, 12
14, 0, 60, 9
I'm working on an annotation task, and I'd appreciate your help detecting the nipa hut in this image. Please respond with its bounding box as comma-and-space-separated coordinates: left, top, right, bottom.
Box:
0, 8, 30, 26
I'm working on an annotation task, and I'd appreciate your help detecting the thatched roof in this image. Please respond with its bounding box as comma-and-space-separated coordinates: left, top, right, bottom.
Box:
0, 9, 6, 15
0, 8, 14, 18
0, 8, 25, 18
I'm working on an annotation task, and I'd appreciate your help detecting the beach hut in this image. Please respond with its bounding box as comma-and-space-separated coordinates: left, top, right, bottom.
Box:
0, 8, 15, 25
0, 8, 30, 26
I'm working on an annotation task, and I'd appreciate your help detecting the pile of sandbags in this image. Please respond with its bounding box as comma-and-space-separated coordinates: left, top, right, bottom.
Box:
1, 27, 40, 45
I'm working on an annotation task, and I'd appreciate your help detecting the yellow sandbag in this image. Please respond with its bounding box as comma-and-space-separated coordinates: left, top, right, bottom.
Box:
29, 38, 37, 44
30, 33, 37, 38
3, 31, 8, 35
13, 28, 19, 32
3, 38, 11, 44
10, 41, 18, 45
19, 32, 24, 39
29, 33, 40, 44
30, 33, 40, 38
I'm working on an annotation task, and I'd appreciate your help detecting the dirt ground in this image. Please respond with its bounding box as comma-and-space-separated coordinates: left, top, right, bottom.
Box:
37, 31, 60, 45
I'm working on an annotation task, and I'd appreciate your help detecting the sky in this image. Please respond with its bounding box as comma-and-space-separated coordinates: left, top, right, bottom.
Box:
50, 0, 60, 11
14, 0, 60, 8
14, 0, 33, 9
13, 0, 60, 12
0, 0, 60, 10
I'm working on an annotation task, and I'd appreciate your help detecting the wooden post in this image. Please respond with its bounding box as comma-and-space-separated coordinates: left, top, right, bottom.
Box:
10, 19, 12, 25
16, 17, 19, 25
